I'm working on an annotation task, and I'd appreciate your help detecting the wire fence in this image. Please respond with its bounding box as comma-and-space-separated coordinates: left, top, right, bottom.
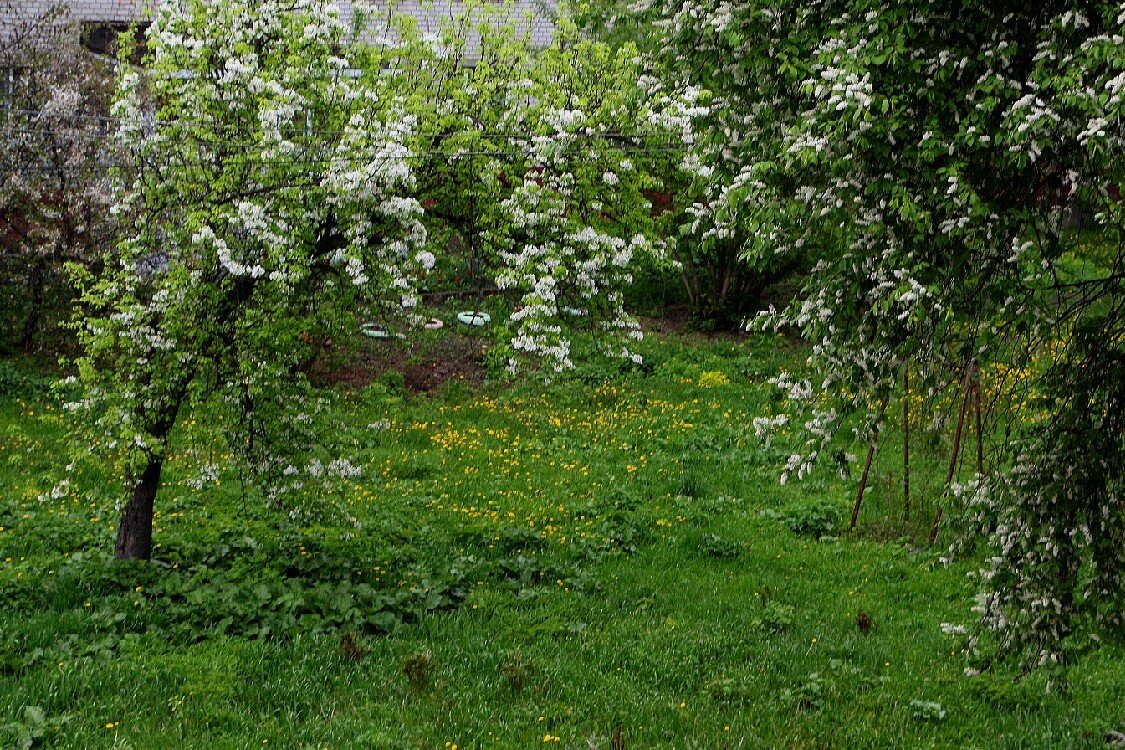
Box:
1, 118, 694, 178
1, 108, 691, 142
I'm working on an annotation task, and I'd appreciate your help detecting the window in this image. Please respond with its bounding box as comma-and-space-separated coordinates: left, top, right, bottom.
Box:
81, 21, 150, 63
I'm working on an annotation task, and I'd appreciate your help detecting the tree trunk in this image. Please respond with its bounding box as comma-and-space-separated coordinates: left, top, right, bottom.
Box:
115, 455, 164, 560
19, 258, 47, 352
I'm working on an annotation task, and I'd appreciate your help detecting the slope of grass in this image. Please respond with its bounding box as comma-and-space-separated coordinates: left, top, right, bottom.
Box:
1, 333, 1122, 749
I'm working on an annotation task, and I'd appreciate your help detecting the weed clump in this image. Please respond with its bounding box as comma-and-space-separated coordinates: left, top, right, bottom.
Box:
402, 650, 434, 693
699, 533, 743, 559
501, 651, 536, 692
775, 498, 845, 538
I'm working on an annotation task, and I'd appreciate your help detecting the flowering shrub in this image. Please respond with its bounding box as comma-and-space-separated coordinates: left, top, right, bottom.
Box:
621, 0, 1125, 671
0, 2, 114, 351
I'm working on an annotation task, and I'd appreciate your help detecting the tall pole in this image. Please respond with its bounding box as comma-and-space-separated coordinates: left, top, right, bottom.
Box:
930, 360, 975, 545
850, 400, 888, 530
902, 367, 910, 522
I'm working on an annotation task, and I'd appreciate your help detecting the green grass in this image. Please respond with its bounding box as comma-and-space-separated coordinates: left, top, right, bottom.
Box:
1, 333, 1122, 749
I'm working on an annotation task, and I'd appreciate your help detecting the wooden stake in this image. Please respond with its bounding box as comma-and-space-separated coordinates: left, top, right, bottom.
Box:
850, 401, 888, 530
973, 367, 984, 475
922, 508, 940, 548
944, 361, 974, 485
902, 367, 910, 522
850, 432, 879, 530
930, 360, 976, 545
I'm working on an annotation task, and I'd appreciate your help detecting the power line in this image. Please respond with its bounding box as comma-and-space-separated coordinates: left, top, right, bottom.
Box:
0, 108, 689, 143
0, 139, 688, 166
1, 148, 689, 182
0, 126, 690, 175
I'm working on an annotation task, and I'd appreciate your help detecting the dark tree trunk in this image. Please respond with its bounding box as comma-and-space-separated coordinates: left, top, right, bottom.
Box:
19, 258, 47, 352
108, 272, 254, 559
114, 455, 164, 560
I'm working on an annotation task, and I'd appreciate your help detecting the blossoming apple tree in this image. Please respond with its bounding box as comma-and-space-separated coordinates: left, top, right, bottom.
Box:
70, 0, 430, 560
69, 0, 699, 560
374, 7, 706, 370
576, 0, 808, 329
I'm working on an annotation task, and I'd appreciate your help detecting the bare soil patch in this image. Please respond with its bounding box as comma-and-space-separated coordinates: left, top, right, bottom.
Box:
309, 333, 489, 393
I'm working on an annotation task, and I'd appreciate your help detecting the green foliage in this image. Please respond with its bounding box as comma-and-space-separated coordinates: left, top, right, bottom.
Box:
750, 601, 795, 634
909, 700, 947, 722
375, 370, 407, 396
652, 351, 736, 383
0, 706, 70, 750
0, 363, 50, 399
2, 539, 469, 656
782, 671, 828, 711
774, 498, 845, 539
698, 532, 742, 559
2, 332, 1123, 748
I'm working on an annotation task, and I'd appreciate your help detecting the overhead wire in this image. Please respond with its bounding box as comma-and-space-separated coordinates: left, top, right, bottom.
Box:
1, 141, 689, 169
0, 108, 690, 143
1, 120, 693, 179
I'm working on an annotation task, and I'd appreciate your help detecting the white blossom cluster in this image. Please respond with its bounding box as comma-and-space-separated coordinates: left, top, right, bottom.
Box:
482, 34, 706, 372
495, 148, 650, 371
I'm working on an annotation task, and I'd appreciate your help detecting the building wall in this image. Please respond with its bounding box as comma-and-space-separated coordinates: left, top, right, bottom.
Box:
53, 0, 150, 22
356, 1, 556, 50
1, 0, 147, 26
1, 1, 556, 50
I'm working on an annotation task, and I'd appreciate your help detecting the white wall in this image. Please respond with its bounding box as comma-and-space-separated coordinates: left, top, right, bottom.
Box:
1, 1, 556, 50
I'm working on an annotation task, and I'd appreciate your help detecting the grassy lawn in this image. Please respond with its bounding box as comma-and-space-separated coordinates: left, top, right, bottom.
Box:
1, 332, 1122, 748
